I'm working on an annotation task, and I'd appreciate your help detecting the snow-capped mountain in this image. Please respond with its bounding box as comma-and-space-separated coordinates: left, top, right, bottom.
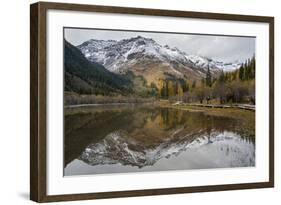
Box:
77, 36, 241, 82
186, 54, 241, 72
78, 36, 189, 73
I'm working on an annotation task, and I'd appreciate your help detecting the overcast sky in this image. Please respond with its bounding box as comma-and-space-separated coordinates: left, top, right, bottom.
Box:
64, 28, 255, 63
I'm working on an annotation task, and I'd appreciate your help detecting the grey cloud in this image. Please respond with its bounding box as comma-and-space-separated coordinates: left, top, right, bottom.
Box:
65, 28, 255, 63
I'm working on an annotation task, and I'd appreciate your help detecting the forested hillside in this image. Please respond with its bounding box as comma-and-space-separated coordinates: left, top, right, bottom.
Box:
180, 56, 256, 104
64, 40, 132, 96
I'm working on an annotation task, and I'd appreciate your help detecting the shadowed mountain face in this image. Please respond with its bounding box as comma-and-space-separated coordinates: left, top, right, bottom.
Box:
64, 106, 255, 175
64, 40, 132, 95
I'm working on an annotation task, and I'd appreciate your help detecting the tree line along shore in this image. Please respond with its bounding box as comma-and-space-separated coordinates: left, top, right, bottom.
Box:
65, 56, 255, 107
157, 56, 255, 105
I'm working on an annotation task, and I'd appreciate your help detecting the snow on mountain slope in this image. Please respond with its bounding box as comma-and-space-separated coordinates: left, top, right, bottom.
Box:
77, 36, 241, 76
78, 36, 188, 73
185, 54, 241, 72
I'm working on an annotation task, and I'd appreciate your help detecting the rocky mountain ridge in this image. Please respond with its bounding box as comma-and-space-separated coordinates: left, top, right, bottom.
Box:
78, 36, 242, 80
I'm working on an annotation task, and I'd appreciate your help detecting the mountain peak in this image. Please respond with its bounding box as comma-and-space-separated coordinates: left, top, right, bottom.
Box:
120, 35, 156, 44
77, 36, 241, 75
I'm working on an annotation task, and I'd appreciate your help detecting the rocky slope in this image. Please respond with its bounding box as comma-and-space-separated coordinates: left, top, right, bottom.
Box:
77, 36, 241, 85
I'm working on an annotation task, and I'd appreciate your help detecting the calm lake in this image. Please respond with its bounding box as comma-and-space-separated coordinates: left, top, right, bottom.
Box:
64, 105, 255, 176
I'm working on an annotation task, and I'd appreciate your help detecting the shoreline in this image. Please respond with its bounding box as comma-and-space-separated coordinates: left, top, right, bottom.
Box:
179, 103, 255, 111
65, 101, 255, 111
64, 101, 159, 108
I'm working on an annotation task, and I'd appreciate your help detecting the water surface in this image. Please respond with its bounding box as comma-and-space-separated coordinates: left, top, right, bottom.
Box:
64, 105, 255, 176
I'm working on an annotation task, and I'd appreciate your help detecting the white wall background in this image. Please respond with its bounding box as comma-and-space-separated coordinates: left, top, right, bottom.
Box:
0, 0, 279, 204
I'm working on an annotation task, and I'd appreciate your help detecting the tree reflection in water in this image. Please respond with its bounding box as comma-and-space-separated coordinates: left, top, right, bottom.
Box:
64, 105, 255, 176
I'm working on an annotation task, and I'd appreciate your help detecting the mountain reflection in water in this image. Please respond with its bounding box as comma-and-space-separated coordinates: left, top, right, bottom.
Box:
64, 105, 255, 176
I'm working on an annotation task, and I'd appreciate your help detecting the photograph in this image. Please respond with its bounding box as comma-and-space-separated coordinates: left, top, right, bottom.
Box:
63, 28, 256, 176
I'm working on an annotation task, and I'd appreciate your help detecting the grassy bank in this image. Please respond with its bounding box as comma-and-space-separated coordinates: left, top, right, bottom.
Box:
64, 92, 157, 105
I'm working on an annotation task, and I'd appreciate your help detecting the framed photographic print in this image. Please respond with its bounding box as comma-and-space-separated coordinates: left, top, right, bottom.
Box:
30, 1, 274, 202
